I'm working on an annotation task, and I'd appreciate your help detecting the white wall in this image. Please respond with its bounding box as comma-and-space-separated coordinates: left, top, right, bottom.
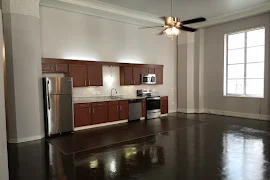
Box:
204, 13, 270, 115
0, 10, 9, 180
40, 6, 177, 112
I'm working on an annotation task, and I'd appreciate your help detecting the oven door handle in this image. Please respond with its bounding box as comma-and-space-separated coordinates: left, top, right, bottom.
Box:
147, 97, 161, 100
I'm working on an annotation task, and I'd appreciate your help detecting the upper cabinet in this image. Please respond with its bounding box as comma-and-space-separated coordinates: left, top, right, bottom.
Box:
69, 64, 103, 87
69, 64, 87, 87
87, 65, 103, 86
155, 66, 163, 84
41, 58, 163, 86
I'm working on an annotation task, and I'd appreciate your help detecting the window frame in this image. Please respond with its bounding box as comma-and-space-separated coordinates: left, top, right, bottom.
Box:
224, 27, 265, 98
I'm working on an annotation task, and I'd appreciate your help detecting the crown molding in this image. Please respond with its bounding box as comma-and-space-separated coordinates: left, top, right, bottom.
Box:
194, 2, 270, 28
40, 0, 270, 28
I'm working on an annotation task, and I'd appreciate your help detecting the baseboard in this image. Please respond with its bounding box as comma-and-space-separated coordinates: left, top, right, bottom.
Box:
177, 108, 270, 121
75, 120, 128, 131
8, 134, 45, 144
177, 108, 205, 114
160, 114, 168, 117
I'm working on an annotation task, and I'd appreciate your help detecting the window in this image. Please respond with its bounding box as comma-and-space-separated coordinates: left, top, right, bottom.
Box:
224, 27, 265, 98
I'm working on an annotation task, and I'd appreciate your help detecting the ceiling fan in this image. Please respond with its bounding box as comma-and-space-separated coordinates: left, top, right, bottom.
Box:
140, 0, 206, 39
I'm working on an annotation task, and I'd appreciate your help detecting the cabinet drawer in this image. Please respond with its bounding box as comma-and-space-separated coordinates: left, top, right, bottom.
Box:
108, 100, 119, 106
55, 64, 68, 73
119, 100, 128, 105
92, 101, 107, 107
161, 96, 168, 100
74, 103, 90, 109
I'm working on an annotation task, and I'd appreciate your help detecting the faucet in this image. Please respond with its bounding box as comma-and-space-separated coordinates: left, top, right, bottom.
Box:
110, 88, 118, 98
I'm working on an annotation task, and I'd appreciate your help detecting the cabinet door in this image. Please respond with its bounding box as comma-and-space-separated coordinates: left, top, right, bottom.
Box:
148, 68, 155, 74
142, 99, 146, 117
133, 67, 141, 85
124, 67, 133, 85
69, 64, 87, 87
141, 67, 148, 74
55, 64, 68, 73
92, 105, 108, 124
155, 67, 163, 84
42, 63, 55, 73
87, 65, 103, 86
108, 104, 119, 122
161, 96, 168, 114
119, 100, 129, 120
74, 107, 90, 127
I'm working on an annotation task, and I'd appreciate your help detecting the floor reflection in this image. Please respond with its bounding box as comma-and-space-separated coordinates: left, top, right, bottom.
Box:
222, 127, 268, 180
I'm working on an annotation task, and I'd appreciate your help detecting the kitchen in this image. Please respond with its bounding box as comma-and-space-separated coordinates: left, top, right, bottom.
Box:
42, 58, 169, 136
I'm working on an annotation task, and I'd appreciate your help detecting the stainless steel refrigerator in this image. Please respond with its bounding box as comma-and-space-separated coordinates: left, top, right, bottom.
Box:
43, 77, 74, 137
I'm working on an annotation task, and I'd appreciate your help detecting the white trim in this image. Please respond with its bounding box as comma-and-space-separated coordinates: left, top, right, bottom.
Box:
8, 134, 45, 144
40, 0, 270, 28
160, 114, 168, 117
194, 2, 270, 28
177, 108, 205, 114
75, 120, 128, 131
177, 108, 270, 121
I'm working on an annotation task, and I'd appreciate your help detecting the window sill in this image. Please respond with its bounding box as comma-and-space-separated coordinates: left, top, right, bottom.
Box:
224, 94, 264, 99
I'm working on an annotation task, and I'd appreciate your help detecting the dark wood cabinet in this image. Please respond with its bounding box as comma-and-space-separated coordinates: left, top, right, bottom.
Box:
108, 101, 119, 122
120, 66, 133, 85
92, 102, 108, 124
74, 103, 91, 127
55, 64, 68, 73
142, 98, 146, 117
87, 65, 103, 86
155, 67, 163, 84
133, 67, 141, 85
69, 64, 87, 87
161, 96, 168, 114
119, 100, 129, 120
148, 68, 155, 74
42, 63, 55, 73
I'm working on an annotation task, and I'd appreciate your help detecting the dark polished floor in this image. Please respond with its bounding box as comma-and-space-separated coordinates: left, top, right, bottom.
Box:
8, 113, 270, 180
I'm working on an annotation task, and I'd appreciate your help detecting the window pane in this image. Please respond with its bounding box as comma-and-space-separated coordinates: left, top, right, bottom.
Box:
228, 64, 244, 78
246, 79, 264, 96
247, 46, 264, 63
228, 49, 244, 64
228, 33, 245, 49
246, 62, 264, 78
227, 79, 244, 94
247, 28, 265, 47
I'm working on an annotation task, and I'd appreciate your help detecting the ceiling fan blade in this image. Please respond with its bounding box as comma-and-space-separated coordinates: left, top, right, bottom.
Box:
180, 26, 197, 32
181, 17, 206, 25
157, 31, 164, 35
139, 26, 165, 29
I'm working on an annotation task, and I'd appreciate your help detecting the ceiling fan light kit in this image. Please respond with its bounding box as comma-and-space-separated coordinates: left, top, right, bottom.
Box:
139, 0, 206, 39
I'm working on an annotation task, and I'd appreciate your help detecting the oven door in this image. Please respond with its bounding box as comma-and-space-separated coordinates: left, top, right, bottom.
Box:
146, 97, 160, 111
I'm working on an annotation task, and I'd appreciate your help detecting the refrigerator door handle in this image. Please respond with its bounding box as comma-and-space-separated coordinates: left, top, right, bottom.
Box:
47, 81, 51, 110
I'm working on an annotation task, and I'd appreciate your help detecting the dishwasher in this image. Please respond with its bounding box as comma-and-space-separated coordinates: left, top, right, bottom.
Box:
129, 99, 142, 121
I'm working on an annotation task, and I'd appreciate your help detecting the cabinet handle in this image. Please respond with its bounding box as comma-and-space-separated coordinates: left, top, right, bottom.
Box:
89, 80, 91, 85
117, 106, 118, 110
120, 105, 122, 110
134, 80, 135, 84
89, 108, 91, 114
92, 108, 94, 113
84, 80, 86, 86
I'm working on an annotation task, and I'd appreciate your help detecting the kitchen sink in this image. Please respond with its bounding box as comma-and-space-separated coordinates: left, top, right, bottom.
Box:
109, 96, 122, 100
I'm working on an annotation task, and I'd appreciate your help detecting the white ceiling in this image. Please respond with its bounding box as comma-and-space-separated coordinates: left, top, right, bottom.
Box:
96, 0, 270, 20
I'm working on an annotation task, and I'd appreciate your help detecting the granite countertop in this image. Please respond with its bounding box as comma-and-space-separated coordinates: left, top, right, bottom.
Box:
73, 95, 146, 104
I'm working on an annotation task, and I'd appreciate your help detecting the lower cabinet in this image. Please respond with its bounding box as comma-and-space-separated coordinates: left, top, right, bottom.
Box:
142, 99, 146, 117
161, 96, 168, 114
74, 103, 91, 127
74, 100, 129, 128
92, 102, 108, 124
108, 101, 120, 122
119, 100, 129, 120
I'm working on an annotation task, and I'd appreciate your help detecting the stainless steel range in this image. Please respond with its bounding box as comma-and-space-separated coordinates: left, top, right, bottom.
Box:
137, 89, 161, 119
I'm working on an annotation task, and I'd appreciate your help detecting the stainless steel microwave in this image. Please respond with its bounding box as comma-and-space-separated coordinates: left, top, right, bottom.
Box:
141, 74, 156, 84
